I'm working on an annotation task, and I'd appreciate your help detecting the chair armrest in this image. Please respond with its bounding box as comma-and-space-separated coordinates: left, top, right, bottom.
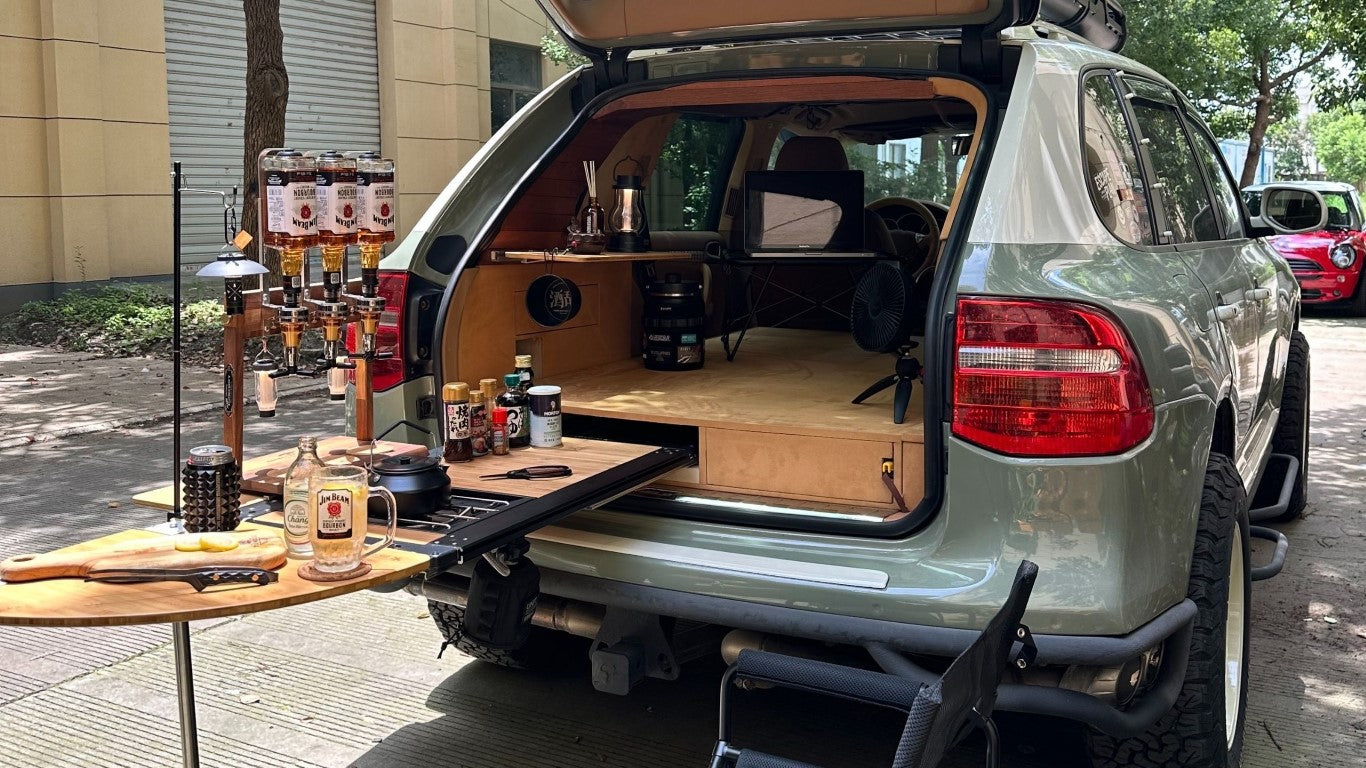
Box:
734, 648, 924, 710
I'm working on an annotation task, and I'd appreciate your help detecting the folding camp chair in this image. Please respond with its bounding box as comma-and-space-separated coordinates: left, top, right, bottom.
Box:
709, 560, 1039, 768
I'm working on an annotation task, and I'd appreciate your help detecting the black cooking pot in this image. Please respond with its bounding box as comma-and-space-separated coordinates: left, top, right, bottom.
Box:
368, 454, 450, 517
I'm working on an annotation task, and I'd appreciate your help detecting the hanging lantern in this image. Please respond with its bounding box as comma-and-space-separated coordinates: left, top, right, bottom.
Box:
194, 243, 269, 316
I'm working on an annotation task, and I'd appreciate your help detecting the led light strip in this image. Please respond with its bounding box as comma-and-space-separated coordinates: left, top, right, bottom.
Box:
957, 345, 1122, 373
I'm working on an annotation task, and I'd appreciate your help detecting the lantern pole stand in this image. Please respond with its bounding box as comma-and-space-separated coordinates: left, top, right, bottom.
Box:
168, 161, 255, 768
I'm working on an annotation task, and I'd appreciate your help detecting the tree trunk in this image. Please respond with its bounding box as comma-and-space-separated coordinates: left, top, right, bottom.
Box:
1240, 93, 1274, 187
241, 0, 288, 282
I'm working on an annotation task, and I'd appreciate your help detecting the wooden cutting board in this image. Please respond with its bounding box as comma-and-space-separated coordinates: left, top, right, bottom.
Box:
239, 437, 429, 495
0, 530, 286, 582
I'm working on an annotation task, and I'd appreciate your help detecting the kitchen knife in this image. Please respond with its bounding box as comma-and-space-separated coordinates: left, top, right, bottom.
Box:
85, 566, 279, 592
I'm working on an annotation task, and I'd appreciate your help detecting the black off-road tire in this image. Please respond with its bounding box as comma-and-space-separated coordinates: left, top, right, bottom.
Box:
1268, 331, 1310, 521
1086, 454, 1251, 768
428, 599, 587, 673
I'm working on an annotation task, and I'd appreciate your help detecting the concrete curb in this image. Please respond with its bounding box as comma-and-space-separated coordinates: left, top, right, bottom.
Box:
0, 383, 330, 450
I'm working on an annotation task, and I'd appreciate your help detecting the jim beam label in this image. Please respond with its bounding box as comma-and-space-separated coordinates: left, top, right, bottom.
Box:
446, 402, 471, 440
315, 489, 354, 540
267, 169, 317, 237
316, 167, 358, 235
357, 171, 396, 233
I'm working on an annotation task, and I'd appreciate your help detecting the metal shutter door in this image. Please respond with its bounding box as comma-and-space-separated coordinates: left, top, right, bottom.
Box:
165, 0, 381, 264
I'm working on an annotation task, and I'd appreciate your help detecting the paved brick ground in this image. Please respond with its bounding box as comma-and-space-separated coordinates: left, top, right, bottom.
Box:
0, 316, 1362, 767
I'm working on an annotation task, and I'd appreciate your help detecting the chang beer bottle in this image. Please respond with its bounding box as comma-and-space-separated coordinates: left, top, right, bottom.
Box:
282, 436, 325, 557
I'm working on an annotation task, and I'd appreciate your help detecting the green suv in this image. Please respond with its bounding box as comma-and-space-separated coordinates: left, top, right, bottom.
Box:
363, 3, 1317, 765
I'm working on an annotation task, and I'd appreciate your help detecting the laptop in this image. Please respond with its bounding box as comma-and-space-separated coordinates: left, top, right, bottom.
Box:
743, 170, 867, 257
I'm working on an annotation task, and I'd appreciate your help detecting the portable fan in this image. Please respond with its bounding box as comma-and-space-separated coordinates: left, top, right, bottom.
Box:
850, 261, 922, 424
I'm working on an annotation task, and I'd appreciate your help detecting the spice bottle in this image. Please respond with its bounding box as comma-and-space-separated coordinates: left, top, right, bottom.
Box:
442, 382, 473, 462
496, 373, 531, 448
514, 354, 535, 391
470, 389, 489, 457
491, 407, 510, 455
282, 437, 325, 558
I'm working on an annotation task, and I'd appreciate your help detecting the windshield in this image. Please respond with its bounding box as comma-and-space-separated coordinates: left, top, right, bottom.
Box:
846, 136, 967, 206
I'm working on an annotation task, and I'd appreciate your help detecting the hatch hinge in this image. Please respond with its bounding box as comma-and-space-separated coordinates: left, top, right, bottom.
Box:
959, 27, 1002, 80
594, 48, 635, 89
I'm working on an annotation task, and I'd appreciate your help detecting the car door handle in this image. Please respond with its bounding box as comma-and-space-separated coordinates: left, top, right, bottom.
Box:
1246, 288, 1271, 301
1214, 304, 1240, 321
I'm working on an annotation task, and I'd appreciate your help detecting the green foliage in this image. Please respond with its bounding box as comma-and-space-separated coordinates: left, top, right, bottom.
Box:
846, 138, 962, 204
655, 117, 742, 229
1265, 120, 1313, 180
540, 33, 588, 69
1310, 109, 1366, 188
1123, 0, 1366, 181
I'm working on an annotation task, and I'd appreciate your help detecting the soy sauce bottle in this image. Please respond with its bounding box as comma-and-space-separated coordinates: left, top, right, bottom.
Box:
495, 373, 530, 448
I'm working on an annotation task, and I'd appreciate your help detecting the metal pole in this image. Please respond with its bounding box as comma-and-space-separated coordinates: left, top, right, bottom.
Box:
171, 621, 201, 768
171, 162, 183, 526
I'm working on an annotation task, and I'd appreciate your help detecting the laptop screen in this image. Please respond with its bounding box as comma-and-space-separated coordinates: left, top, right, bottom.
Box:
744, 170, 865, 252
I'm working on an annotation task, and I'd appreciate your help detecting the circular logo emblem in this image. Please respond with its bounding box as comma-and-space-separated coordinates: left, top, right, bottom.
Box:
300, 204, 313, 220
526, 275, 582, 327
327, 501, 342, 517
343, 203, 354, 218
380, 203, 391, 218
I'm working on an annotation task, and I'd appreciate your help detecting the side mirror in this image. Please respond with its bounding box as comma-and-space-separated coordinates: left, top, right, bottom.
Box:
1250, 185, 1329, 235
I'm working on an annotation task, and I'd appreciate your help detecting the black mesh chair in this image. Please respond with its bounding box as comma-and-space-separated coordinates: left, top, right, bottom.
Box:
708, 560, 1039, 768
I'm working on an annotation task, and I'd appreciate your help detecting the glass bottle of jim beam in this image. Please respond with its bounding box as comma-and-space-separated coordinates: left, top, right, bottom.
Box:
355, 152, 396, 293
260, 150, 318, 298
313, 150, 358, 301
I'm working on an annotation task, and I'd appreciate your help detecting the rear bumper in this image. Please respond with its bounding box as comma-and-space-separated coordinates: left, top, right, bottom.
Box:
416, 567, 1194, 737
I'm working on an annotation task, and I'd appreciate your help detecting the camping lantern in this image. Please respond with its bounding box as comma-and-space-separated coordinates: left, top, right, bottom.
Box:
195, 242, 269, 316
608, 159, 651, 252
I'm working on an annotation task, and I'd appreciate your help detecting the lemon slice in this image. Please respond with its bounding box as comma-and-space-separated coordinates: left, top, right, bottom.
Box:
199, 533, 239, 552
173, 534, 204, 552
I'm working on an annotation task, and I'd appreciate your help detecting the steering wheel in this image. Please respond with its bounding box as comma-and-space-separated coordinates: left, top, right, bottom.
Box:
868, 197, 941, 271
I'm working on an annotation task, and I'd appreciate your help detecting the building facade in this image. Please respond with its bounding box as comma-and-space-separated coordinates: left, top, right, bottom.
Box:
0, 0, 562, 311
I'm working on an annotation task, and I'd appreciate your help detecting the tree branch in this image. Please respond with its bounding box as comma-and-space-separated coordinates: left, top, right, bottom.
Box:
1271, 43, 1333, 89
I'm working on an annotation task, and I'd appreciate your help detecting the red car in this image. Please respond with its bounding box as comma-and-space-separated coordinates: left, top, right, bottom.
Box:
1244, 180, 1366, 313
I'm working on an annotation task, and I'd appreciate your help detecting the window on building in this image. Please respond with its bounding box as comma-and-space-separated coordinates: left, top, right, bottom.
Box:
1081, 73, 1154, 245
647, 115, 745, 231
490, 42, 541, 133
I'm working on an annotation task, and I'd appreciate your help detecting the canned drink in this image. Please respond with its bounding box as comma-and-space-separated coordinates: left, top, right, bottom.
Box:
527, 385, 562, 448
181, 445, 242, 533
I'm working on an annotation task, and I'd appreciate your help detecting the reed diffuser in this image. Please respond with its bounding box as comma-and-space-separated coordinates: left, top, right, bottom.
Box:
568, 160, 607, 254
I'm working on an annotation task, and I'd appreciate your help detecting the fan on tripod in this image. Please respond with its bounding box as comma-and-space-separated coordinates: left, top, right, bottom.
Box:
850, 261, 922, 424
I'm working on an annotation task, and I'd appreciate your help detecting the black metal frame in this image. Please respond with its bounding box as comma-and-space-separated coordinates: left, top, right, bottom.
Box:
717, 258, 877, 361
383, 447, 695, 571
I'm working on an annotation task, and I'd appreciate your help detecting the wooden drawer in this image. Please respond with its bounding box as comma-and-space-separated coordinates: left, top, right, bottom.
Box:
704, 428, 894, 505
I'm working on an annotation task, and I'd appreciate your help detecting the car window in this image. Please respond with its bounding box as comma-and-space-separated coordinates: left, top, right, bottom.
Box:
1186, 122, 1245, 239
648, 114, 745, 231
1242, 190, 1261, 216
1125, 82, 1221, 243
845, 136, 967, 207
1321, 191, 1362, 229
1081, 74, 1154, 245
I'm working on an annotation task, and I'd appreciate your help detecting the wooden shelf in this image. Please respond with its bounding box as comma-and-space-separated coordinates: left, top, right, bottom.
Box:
493, 250, 698, 264
555, 328, 924, 443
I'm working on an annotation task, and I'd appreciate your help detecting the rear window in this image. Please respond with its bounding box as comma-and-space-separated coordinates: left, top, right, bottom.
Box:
1081, 74, 1155, 245
846, 135, 967, 207
1126, 83, 1221, 243
647, 114, 744, 231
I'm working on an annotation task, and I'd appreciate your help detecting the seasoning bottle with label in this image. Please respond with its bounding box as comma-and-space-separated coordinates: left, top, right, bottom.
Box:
496, 373, 531, 448
490, 407, 510, 455
514, 354, 535, 391
470, 389, 489, 457
282, 436, 325, 558
442, 382, 473, 462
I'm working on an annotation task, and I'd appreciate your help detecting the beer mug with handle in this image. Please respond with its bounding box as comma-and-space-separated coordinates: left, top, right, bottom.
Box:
308, 465, 397, 573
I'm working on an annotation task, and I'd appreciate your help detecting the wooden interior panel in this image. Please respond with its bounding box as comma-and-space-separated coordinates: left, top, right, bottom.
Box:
554, 329, 924, 443
443, 261, 637, 385
705, 428, 896, 506
445, 437, 660, 496
597, 77, 938, 116
900, 441, 925, 506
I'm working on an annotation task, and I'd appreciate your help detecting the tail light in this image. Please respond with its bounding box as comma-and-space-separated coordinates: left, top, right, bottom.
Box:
345, 270, 409, 392
951, 297, 1154, 457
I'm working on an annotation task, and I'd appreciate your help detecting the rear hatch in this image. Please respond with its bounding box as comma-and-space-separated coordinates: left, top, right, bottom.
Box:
534, 0, 1125, 61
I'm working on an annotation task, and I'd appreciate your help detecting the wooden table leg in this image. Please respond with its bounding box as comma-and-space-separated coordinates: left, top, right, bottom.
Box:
172, 621, 201, 768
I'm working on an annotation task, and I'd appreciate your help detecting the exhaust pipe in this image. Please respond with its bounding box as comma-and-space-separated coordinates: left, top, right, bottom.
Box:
412, 575, 606, 639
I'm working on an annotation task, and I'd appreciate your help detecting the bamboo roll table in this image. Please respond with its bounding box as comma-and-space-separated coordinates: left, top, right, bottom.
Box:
0, 522, 430, 767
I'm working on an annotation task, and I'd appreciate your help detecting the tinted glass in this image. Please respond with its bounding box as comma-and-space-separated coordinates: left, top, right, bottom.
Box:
648, 115, 745, 230
846, 135, 967, 207
1322, 191, 1362, 229
1127, 83, 1220, 243
1081, 75, 1154, 245
1187, 125, 1244, 239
